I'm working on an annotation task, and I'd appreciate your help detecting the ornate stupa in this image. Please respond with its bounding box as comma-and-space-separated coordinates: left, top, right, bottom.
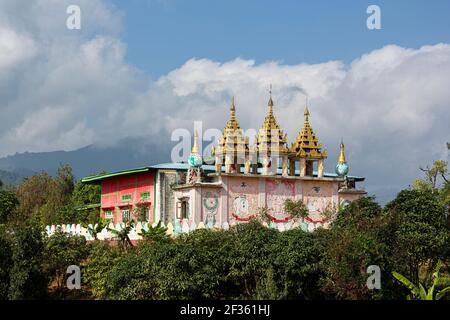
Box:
213, 97, 249, 173
335, 139, 349, 177
187, 130, 203, 183
188, 130, 202, 168
253, 92, 289, 175
289, 99, 327, 177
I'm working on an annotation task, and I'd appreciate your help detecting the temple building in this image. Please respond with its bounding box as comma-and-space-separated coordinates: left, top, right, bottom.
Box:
81, 94, 366, 233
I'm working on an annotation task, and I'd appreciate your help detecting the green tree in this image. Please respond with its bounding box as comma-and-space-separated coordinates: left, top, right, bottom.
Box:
15, 172, 52, 221
385, 189, 449, 286
82, 218, 109, 240
82, 242, 125, 299
283, 198, 309, 220
138, 221, 170, 244
39, 164, 76, 225
0, 190, 19, 224
226, 221, 278, 298
43, 230, 90, 293
256, 229, 323, 299
318, 197, 393, 300
108, 220, 135, 251
414, 160, 448, 190
105, 229, 232, 300
0, 228, 12, 299
8, 220, 48, 299
72, 180, 101, 224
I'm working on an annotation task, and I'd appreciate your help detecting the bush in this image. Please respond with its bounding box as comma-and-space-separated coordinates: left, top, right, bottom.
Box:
83, 242, 125, 299
8, 221, 48, 300
43, 230, 90, 294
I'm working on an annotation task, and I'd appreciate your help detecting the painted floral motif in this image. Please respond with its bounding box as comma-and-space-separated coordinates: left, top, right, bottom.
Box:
266, 180, 295, 221
229, 179, 258, 221
304, 184, 335, 223
203, 191, 219, 213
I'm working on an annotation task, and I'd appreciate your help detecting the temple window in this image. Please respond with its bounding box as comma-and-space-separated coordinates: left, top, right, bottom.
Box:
104, 209, 113, 220
121, 194, 132, 202
176, 198, 190, 220
121, 208, 131, 222
144, 207, 150, 222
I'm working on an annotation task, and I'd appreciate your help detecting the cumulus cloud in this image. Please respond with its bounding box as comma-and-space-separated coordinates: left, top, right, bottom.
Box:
0, 0, 448, 202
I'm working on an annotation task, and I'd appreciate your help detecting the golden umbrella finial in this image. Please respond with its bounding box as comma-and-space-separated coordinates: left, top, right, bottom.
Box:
303, 96, 310, 126
268, 84, 274, 109
338, 137, 346, 164
191, 130, 200, 154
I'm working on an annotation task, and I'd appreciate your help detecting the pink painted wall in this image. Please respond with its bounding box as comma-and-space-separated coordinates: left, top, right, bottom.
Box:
227, 177, 260, 222
100, 171, 155, 224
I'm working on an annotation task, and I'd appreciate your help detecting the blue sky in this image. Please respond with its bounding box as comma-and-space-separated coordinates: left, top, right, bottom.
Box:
110, 0, 450, 77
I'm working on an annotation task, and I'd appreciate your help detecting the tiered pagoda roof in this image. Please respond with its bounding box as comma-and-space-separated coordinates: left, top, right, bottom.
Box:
213, 97, 249, 158
290, 104, 327, 159
253, 95, 289, 157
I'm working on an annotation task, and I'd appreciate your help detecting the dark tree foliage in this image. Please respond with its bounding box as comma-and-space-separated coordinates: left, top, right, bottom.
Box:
102, 222, 325, 300
43, 230, 90, 293
257, 229, 323, 299
317, 196, 399, 300
7, 221, 48, 300
82, 242, 125, 299
72, 180, 101, 224
384, 189, 449, 286
0, 190, 19, 224
0, 228, 12, 299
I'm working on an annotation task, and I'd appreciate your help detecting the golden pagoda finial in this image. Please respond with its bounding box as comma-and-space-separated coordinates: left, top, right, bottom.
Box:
191, 130, 200, 154
268, 84, 274, 108
303, 96, 310, 125
225, 96, 240, 130
338, 138, 346, 164
290, 95, 327, 160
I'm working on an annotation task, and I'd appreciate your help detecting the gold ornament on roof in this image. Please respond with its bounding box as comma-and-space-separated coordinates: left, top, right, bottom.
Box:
191, 130, 200, 154
338, 138, 346, 164
214, 97, 249, 158
254, 90, 289, 156
290, 98, 327, 159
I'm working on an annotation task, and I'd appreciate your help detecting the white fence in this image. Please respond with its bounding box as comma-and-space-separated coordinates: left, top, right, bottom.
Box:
45, 219, 327, 240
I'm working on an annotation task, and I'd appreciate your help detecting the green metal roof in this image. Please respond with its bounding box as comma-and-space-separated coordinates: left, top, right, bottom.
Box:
81, 167, 151, 183
75, 203, 101, 210
81, 162, 365, 183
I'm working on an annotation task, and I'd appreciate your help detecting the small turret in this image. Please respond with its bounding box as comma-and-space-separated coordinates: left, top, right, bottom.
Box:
335, 139, 349, 177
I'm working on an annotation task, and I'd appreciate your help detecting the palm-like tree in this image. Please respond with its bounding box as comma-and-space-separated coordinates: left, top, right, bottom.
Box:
138, 221, 169, 243
108, 220, 135, 251
82, 218, 109, 240
393, 260, 450, 300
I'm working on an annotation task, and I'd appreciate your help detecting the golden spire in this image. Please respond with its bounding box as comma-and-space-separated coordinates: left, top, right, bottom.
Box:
290, 97, 327, 159
268, 84, 274, 111
303, 96, 310, 125
338, 138, 346, 164
254, 89, 289, 156
191, 130, 200, 154
214, 96, 249, 160
225, 96, 240, 130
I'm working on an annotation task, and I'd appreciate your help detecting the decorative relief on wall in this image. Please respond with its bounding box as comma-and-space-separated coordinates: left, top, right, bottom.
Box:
202, 190, 220, 227
266, 179, 295, 222
229, 179, 258, 221
304, 183, 335, 224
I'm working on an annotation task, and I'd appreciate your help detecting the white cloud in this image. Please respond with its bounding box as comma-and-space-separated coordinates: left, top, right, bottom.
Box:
0, 0, 448, 203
